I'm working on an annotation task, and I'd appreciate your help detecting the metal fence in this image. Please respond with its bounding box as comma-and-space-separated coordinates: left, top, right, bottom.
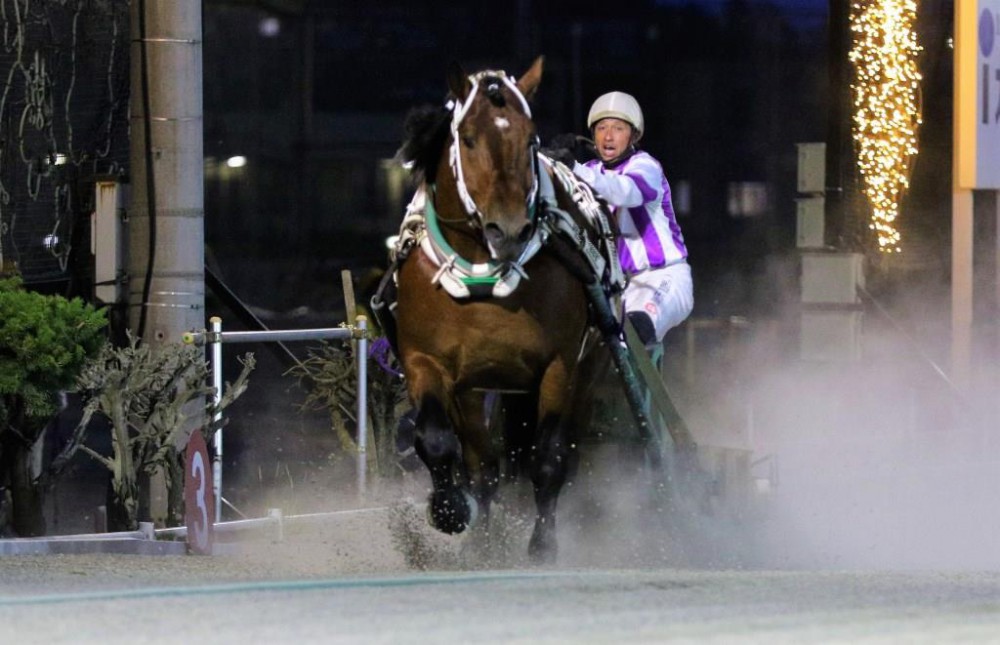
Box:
183, 315, 370, 522
0, 0, 130, 286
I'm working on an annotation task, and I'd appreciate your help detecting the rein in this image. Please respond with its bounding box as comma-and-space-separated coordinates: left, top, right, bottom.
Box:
390, 156, 623, 301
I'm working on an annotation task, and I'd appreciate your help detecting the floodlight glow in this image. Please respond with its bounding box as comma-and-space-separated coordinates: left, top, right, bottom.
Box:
226, 155, 247, 168
259, 17, 280, 38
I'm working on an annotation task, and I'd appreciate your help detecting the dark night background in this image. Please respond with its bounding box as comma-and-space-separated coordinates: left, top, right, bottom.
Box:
0, 0, 957, 331
1, 0, 974, 528
201, 0, 836, 323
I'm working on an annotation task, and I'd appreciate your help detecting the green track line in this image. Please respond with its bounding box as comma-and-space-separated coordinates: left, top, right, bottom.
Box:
0, 570, 583, 607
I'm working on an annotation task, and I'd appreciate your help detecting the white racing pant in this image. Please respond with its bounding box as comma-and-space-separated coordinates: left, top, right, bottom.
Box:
622, 261, 694, 343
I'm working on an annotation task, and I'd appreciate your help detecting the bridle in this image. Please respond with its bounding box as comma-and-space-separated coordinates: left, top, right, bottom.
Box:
388, 68, 619, 300
445, 70, 540, 231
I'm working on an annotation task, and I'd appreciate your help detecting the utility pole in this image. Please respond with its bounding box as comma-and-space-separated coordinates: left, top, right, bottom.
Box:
571, 22, 583, 129
128, 0, 204, 523
128, 0, 204, 345
824, 0, 851, 247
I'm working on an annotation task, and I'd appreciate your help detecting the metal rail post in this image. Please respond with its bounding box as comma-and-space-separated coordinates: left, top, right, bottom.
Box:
210, 316, 223, 523
356, 316, 368, 497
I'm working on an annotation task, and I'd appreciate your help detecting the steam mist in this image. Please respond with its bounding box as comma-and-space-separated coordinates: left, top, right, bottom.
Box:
539, 274, 1000, 573
219, 281, 999, 576
747, 355, 1000, 571
705, 283, 1000, 572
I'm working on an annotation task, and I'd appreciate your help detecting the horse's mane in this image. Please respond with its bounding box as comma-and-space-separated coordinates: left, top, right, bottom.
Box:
396, 103, 451, 184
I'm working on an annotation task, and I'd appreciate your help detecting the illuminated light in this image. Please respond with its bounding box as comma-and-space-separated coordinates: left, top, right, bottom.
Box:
848, 0, 922, 253
226, 155, 247, 168
385, 234, 399, 250
43, 234, 59, 250
259, 17, 280, 38
52, 153, 67, 165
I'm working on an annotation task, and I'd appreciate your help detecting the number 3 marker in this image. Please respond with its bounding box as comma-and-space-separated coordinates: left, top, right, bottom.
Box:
185, 430, 215, 555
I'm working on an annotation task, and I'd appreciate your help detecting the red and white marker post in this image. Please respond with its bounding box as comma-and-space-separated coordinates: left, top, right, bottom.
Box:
184, 430, 215, 555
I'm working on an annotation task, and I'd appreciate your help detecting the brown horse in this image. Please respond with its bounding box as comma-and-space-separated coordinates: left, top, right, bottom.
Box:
391, 57, 614, 562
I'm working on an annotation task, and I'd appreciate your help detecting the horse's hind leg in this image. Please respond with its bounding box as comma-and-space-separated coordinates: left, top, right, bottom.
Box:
501, 393, 537, 481
408, 356, 476, 535
455, 390, 501, 549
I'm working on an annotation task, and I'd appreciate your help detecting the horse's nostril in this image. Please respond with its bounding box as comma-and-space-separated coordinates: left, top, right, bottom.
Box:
484, 222, 504, 245
484, 221, 531, 252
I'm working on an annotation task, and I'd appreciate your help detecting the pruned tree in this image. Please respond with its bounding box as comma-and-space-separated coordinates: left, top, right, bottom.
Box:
289, 336, 406, 476
75, 334, 255, 530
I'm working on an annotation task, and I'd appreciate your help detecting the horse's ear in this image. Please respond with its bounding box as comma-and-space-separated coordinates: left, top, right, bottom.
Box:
447, 60, 471, 101
516, 56, 544, 101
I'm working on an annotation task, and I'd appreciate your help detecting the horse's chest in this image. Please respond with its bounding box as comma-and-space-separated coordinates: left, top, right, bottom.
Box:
396, 253, 584, 387
452, 305, 549, 361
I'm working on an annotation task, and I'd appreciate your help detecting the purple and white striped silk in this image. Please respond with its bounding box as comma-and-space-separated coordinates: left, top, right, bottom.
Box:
577, 151, 687, 275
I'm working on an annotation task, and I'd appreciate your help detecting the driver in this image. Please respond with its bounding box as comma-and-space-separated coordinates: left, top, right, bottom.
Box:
545, 91, 693, 347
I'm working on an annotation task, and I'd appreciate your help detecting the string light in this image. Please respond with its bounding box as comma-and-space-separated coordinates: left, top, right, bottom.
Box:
848, 0, 922, 253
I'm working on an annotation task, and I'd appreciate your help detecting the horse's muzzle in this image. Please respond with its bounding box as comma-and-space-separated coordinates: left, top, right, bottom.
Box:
484, 220, 534, 262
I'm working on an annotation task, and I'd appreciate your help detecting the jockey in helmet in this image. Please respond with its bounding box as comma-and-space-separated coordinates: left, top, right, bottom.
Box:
545, 91, 693, 347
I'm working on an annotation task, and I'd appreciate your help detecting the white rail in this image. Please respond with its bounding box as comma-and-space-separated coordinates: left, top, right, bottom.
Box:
0, 508, 395, 555
183, 316, 370, 522
154, 506, 394, 544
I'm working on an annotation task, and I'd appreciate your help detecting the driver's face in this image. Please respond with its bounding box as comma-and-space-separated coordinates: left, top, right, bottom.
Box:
592, 118, 634, 162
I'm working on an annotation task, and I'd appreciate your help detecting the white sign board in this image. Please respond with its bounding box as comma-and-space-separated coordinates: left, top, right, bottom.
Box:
977, 2, 1000, 185
958, 0, 1000, 188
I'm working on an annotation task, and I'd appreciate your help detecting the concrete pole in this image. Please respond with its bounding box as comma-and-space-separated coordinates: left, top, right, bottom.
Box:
128, 0, 204, 523
952, 0, 975, 394
128, 0, 204, 343
571, 22, 582, 129
952, 190, 974, 392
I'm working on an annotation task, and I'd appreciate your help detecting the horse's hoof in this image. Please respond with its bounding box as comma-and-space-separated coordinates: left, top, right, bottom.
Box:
427, 490, 478, 535
528, 523, 558, 564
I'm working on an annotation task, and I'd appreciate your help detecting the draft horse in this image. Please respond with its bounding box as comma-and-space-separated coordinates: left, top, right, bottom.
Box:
391, 57, 612, 562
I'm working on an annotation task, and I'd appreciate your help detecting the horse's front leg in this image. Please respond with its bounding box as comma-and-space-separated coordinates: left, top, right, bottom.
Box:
407, 354, 477, 535
528, 359, 576, 563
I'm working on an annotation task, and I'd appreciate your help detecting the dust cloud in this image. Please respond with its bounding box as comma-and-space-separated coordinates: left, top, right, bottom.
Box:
216, 289, 999, 575
722, 290, 1000, 572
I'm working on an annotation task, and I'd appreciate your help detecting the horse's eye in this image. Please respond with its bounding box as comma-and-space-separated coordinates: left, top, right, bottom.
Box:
461, 136, 475, 149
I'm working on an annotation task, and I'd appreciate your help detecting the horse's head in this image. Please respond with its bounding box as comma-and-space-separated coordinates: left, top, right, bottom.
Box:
441, 57, 543, 263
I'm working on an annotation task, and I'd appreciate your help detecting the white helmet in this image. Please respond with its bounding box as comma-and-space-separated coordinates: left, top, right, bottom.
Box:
587, 91, 644, 141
